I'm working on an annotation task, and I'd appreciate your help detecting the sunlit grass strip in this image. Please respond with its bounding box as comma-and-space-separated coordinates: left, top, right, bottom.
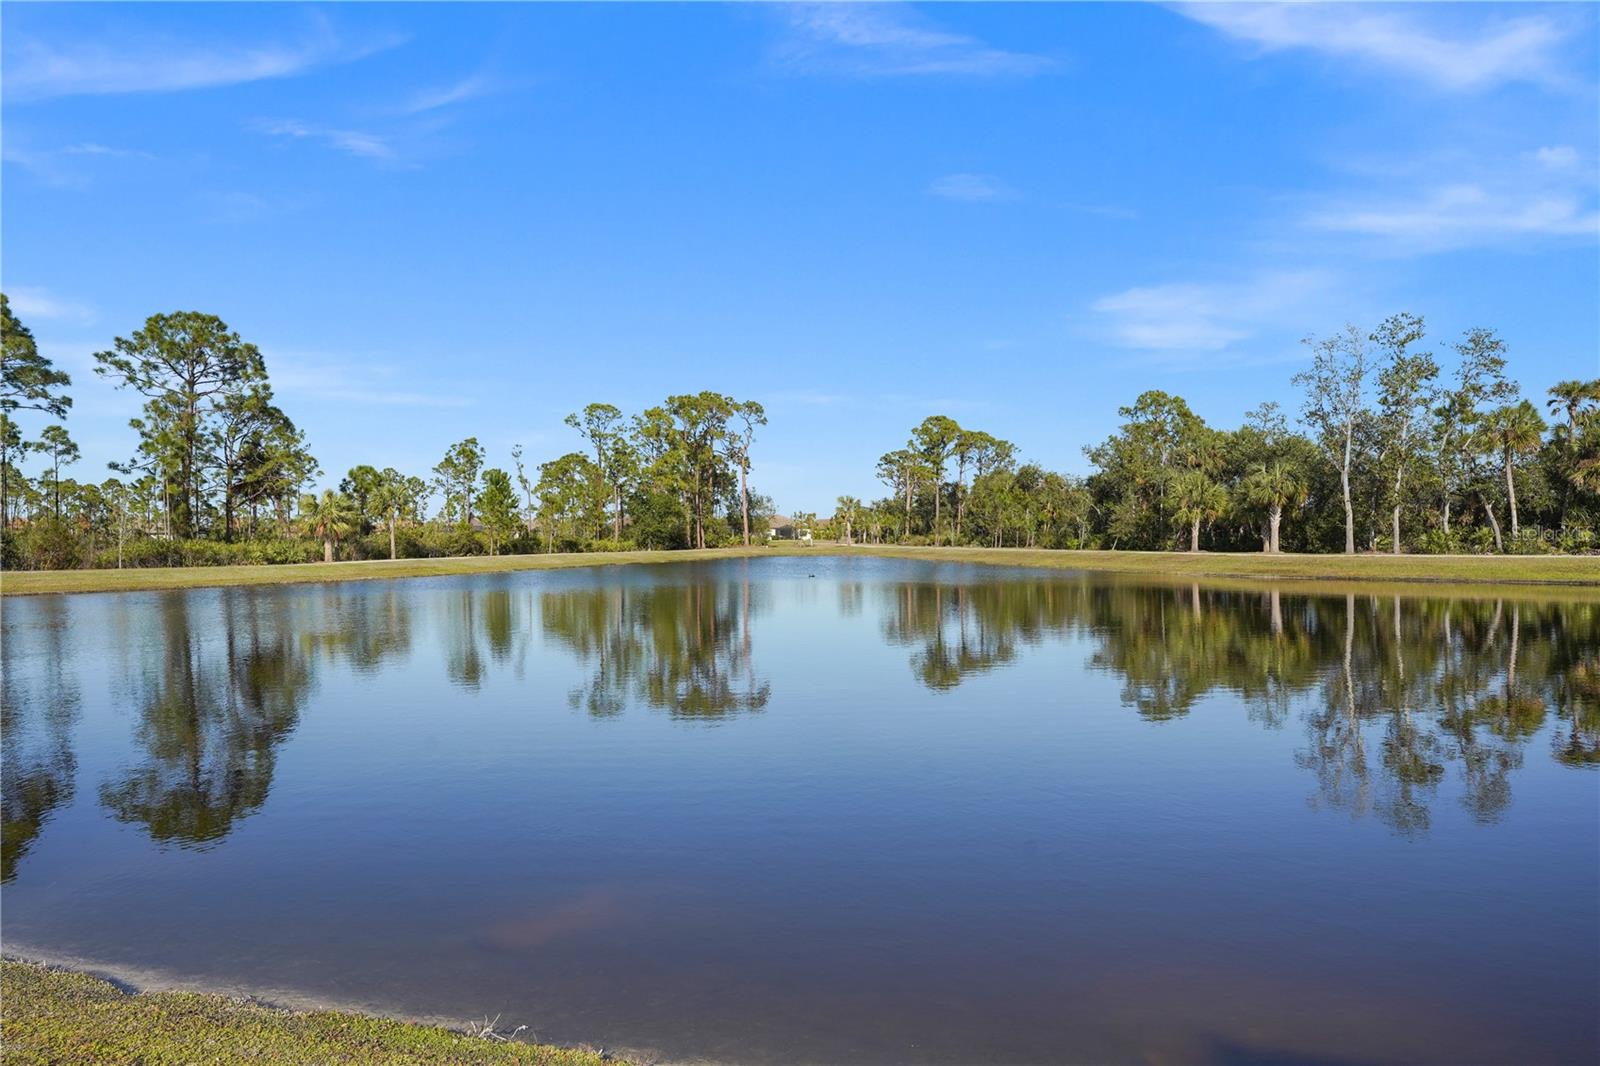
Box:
1, 542, 1595, 596
826, 544, 1600, 587
0, 545, 780, 596
0, 960, 617, 1065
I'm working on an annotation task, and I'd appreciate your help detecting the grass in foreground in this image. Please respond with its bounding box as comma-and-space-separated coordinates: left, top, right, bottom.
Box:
0, 542, 1595, 597
0, 960, 616, 1066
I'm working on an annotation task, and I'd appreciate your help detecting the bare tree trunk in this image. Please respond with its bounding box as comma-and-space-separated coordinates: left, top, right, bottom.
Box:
388, 516, 397, 560
1341, 426, 1355, 554
955, 457, 967, 541
1190, 516, 1201, 552
323, 536, 333, 564
1269, 505, 1282, 554
1391, 504, 1402, 555
1480, 490, 1504, 552
1504, 452, 1519, 540
740, 461, 750, 546
903, 475, 911, 542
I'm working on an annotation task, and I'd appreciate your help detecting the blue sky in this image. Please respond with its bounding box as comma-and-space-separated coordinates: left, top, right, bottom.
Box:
4, 2, 1597, 513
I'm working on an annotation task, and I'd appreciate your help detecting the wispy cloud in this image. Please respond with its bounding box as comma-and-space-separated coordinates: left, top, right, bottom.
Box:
269, 353, 470, 408
6, 287, 97, 324
772, 4, 1052, 78
3, 18, 400, 101
1091, 270, 1333, 354
1302, 145, 1598, 251
928, 173, 1017, 202
3, 135, 154, 187
1173, 2, 1575, 91
1308, 184, 1598, 245
251, 118, 396, 161
61, 143, 155, 160
401, 73, 496, 115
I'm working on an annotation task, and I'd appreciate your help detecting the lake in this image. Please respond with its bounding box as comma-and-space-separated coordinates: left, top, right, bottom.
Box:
3, 556, 1596, 1064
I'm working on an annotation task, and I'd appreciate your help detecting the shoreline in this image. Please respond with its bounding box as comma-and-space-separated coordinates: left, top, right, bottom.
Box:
1, 543, 1596, 598
0, 953, 663, 1065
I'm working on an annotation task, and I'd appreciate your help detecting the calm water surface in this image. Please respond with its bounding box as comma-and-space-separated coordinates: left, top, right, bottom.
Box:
3, 557, 1597, 1064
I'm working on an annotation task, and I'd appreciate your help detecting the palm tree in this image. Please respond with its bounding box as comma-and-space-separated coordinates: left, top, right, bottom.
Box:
371, 473, 408, 561
1171, 469, 1227, 552
1547, 380, 1600, 521
298, 489, 357, 563
1546, 379, 1600, 434
834, 495, 861, 545
1243, 461, 1307, 554
1480, 401, 1546, 543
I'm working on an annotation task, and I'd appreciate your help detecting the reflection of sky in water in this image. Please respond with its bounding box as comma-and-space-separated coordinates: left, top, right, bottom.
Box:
3, 556, 1597, 1065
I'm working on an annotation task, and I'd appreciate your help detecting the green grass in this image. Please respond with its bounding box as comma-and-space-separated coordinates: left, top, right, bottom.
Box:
1, 542, 1595, 597
0, 960, 618, 1065
826, 543, 1600, 588
0, 545, 780, 596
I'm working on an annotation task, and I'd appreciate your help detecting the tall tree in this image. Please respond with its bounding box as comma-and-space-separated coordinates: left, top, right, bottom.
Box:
1480, 400, 1546, 543
834, 495, 860, 545
93, 312, 266, 538
1545, 379, 1600, 523
565, 403, 624, 539
371, 467, 411, 560
36, 425, 78, 520
911, 415, 961, 545
653, 392, 733, 549
476, 468, 520, 555
724, 400, 767, 546
535, 452, 599, 551
340, 464, 385, 536
1294, 324, 1371, 554
1371, 313, 1439, 554
214, 386, 305, 540
0, 414, 29, 527
1434, 328, 1513, 537
1085, 391, 1205, 550
877, 448, 922, 540
433, 438, 485, 527
1, 295, 72, 419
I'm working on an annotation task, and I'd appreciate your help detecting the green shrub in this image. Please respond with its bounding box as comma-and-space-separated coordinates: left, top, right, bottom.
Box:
7, 519, 82, 570
1505, 530, 1550, 556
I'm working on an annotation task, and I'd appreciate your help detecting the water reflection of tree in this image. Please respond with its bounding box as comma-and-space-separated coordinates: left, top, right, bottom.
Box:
879, 582, 1068, 692
433, 588, 531, 690
303, 586, 414, 673
541, 580, 770, 719
2, 597, 80, 882
883, 575, 1595, 834
99, 591, 310, 847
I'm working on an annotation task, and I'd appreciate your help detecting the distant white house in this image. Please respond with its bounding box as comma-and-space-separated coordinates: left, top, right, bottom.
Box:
767, 514, 796, 539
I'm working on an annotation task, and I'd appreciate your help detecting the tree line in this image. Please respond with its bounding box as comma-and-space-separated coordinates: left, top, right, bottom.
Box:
0, 298, 774, 569
827, 314, 1597, 556
1, 297, 1595, 569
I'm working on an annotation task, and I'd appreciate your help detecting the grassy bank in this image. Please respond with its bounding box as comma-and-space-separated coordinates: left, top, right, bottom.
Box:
829, 544, 1600, 586
0, 545, 777, 596
1, 542, 1595, 596
0, 960, 615, 1066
